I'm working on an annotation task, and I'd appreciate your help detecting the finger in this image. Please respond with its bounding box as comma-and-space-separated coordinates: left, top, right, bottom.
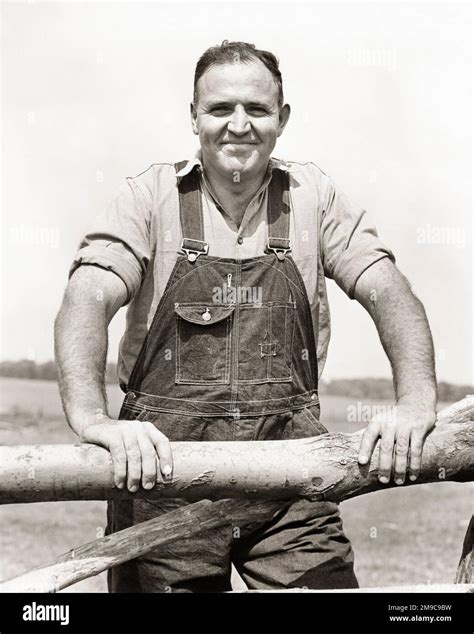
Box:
393, 432, 410, 485
107, 437, 127, 489
149, 425, 173, 480
122, 429, 142, 492
408, 429, 425, 481
358, 421, 380, 465
136, 427, 158, 490
378, 424, 397, 483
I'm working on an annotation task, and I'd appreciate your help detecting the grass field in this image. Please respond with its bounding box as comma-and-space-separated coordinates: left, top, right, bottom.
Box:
0, 377, 472, 592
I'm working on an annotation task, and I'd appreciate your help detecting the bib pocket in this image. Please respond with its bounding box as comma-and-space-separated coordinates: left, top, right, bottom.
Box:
175, 302, 235, 384
238, 301, 296, 383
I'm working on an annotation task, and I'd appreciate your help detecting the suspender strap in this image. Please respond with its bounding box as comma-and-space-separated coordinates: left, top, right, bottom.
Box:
175, 162, 290, 262
175, 161, 208, 262
266, 169, 291, 260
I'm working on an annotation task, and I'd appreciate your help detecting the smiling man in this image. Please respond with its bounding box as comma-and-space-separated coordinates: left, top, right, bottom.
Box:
55, 41, 437, 592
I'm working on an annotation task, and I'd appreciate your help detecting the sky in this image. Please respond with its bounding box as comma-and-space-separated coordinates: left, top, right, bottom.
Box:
1, 1, 472, 385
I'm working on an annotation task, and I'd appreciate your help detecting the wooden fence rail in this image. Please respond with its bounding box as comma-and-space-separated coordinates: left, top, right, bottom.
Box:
0, 397, 472, 505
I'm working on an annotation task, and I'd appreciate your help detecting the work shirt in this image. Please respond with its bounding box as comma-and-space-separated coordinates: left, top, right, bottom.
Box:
69, 153, 395, 390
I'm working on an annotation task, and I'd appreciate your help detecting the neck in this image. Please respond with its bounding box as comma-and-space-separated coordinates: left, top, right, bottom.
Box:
203, 162, 269, 225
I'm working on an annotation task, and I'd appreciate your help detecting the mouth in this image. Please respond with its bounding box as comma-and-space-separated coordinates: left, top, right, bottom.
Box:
221, 141, 258, 146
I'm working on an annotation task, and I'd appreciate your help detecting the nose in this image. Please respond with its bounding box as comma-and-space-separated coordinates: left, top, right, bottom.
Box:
228, 105, 251, 136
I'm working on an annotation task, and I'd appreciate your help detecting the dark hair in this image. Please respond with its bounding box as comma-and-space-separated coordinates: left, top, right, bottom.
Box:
193, 40, 284, 107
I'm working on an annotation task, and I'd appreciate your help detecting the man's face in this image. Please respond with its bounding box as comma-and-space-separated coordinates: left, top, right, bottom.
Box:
191, 61, 290, 180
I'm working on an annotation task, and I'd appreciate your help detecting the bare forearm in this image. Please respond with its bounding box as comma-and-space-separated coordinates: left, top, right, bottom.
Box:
55, 296, 109, 438
355, 260, 437, 408
54, 266, 126, 438
375, 285, 436, 407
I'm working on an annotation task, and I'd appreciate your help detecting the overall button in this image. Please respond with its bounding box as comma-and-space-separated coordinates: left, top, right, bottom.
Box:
237, 236, 243, 245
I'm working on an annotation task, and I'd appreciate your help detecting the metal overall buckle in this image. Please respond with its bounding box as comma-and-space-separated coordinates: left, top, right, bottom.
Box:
179, 238, 209, 263
266, 238, 291, 261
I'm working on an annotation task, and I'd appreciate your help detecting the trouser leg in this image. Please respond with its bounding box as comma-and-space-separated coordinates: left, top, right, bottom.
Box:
106, 498, 233, 593
232, 499, 359, 590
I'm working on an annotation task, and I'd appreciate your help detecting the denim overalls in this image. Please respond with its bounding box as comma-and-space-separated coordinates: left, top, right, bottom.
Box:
106, 163, 358, 591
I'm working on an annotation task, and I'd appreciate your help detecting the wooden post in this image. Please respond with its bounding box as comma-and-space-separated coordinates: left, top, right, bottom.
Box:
455, 515, 473, 584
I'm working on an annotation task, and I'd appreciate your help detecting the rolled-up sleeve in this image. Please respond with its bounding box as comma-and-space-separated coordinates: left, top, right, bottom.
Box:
69, 176, 152, 304
319, 177, 395, 298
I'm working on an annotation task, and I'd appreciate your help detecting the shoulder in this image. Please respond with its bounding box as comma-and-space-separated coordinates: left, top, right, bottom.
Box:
124, 161, 183, 201
126, 163, 176, 183
271, 157, 334, 208
272, 157, 331, 188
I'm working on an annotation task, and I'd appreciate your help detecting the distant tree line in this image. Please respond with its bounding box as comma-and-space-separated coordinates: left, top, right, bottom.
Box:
0, 360, 118, 384
318, 378, 472, 402
0, 360, 471, 402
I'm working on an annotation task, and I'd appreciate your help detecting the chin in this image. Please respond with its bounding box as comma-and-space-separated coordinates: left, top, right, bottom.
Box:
216, 149, 266, 175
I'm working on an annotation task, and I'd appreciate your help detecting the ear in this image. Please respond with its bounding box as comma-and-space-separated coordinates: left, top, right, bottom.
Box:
277, 104, 291, 137
190, 102, 199, 136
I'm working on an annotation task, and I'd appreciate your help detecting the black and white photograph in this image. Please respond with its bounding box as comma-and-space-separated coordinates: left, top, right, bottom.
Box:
0, 1, 472, 632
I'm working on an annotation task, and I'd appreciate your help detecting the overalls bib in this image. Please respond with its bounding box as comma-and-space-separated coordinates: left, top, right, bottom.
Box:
106, 163, 358, 592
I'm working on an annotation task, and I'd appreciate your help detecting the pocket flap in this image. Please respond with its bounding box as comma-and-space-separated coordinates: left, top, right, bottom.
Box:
174, 303, 235, 325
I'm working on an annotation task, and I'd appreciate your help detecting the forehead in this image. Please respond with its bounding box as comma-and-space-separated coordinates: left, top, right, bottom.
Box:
196, 61, 279, 105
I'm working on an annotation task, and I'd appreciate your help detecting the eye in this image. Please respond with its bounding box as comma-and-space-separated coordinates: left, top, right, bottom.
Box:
209, 106, 232, 116
247, 107, 268, 116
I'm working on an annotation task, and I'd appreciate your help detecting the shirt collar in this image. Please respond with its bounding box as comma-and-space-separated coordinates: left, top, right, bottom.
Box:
175, 150, 203, 179
175, 149, 292, 180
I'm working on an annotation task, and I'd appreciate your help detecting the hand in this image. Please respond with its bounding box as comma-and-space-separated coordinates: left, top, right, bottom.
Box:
80, 417, 173, 492
358, 402, 436, 484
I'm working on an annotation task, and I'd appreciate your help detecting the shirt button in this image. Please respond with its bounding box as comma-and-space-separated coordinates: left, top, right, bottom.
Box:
237, 236, 243, 245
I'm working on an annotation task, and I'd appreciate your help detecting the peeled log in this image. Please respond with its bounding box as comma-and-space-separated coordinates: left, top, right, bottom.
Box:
0, 498, 281, 592
436, 397, 473, 424
0, 397, 472, 505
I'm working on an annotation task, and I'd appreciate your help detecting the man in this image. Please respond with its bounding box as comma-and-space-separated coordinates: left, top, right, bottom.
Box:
55, 41, 437, 592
